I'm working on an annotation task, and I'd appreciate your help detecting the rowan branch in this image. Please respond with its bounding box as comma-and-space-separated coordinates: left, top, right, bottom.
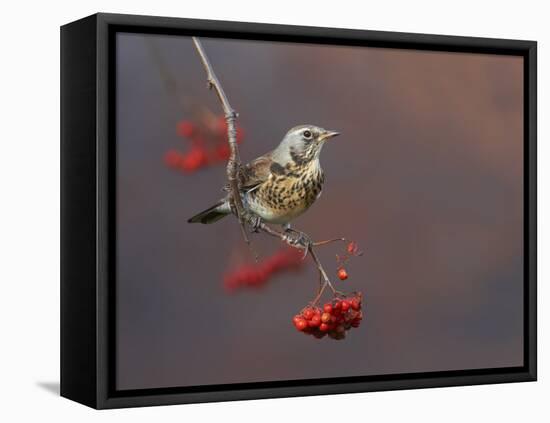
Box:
192, 37, 250, 246
191, 37, 340, 301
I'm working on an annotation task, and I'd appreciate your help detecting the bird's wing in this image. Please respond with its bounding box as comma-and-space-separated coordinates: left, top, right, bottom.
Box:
222, 151, 285, 193
239, 152, 275, 191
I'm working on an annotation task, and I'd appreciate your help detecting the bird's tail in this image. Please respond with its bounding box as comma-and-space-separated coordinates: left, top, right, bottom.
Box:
187, 201, 230, 224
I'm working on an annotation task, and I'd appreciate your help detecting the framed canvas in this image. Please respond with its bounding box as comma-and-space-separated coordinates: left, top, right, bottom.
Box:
60, 13, 537, 409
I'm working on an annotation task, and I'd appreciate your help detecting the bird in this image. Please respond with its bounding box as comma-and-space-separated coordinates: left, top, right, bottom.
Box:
187, 124, 340, 229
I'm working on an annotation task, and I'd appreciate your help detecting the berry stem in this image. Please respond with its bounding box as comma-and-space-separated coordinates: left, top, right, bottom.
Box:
308, 245, 346, 299
310, 272, 328, 307
313, 237, 346, 247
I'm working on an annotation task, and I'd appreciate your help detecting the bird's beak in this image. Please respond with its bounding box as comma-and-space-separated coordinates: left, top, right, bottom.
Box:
320, 130, 340, 142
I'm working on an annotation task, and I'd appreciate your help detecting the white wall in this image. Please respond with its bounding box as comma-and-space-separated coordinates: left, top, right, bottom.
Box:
0, 0, 546, 421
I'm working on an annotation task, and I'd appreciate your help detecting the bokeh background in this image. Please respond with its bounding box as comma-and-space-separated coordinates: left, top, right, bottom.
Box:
116, 33, 524, 390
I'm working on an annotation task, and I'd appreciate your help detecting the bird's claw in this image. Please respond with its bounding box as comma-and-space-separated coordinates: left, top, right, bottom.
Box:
283, 229, 311, 259
240, 211, 262, 232
250, 215, 262, 232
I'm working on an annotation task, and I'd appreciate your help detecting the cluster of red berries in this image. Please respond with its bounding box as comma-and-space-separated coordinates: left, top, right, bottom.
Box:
336, 241, 363, 281
292, 293, 363, 340
223, 248, 304, 292
164, 115, 244, 173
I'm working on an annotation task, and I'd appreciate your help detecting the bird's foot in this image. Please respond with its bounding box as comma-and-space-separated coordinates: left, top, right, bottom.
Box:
242, 211, 262, 233
282, 228, 312, 259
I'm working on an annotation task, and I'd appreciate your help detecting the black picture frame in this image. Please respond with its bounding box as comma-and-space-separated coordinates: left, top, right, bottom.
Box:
60, 12, 537, 409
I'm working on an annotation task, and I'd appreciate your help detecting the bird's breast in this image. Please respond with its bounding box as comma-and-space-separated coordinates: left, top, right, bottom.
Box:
245, 164, 325, 224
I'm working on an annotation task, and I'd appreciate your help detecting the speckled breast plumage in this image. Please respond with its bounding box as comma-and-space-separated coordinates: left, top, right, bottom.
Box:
245, 162, 325, 224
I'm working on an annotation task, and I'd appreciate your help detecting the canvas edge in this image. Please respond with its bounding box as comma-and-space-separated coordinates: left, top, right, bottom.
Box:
60, 13, 99, 409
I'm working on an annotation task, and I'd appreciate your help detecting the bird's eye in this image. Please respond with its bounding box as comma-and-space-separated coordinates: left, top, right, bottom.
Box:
303, 130, 313, 139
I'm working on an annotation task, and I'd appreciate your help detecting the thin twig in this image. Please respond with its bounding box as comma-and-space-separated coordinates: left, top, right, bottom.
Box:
309, 246, 340, 295
313, 238, 346, 247
310, 272, 327, 307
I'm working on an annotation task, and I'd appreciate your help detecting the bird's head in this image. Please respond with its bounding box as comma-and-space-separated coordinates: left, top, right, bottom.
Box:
275, 124, 340, 166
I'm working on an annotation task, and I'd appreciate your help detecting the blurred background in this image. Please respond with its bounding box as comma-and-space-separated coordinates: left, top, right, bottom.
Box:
116, 33, 524, 390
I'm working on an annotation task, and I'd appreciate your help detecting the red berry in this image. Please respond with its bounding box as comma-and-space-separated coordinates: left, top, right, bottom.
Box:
303, 308, 315, 320
337, 268, 348, 280
176, 120, 195, 138
341, 300, 350, 312
321, 312, 331, 323
294, 318, 308, 331
180, 157, 197, 171
351, 319, 361, 328
351, 298, 361, 310
180, 148, 207, 172
323, 303, 333, 314
319, 323, 329, 332
309, 315, 321, 327
292, 315, 302, 325
347, 241, 358, 255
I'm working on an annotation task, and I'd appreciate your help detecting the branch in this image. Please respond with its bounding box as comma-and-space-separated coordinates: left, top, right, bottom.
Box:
192, 37, 250, 245
191, 37, 342, 303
